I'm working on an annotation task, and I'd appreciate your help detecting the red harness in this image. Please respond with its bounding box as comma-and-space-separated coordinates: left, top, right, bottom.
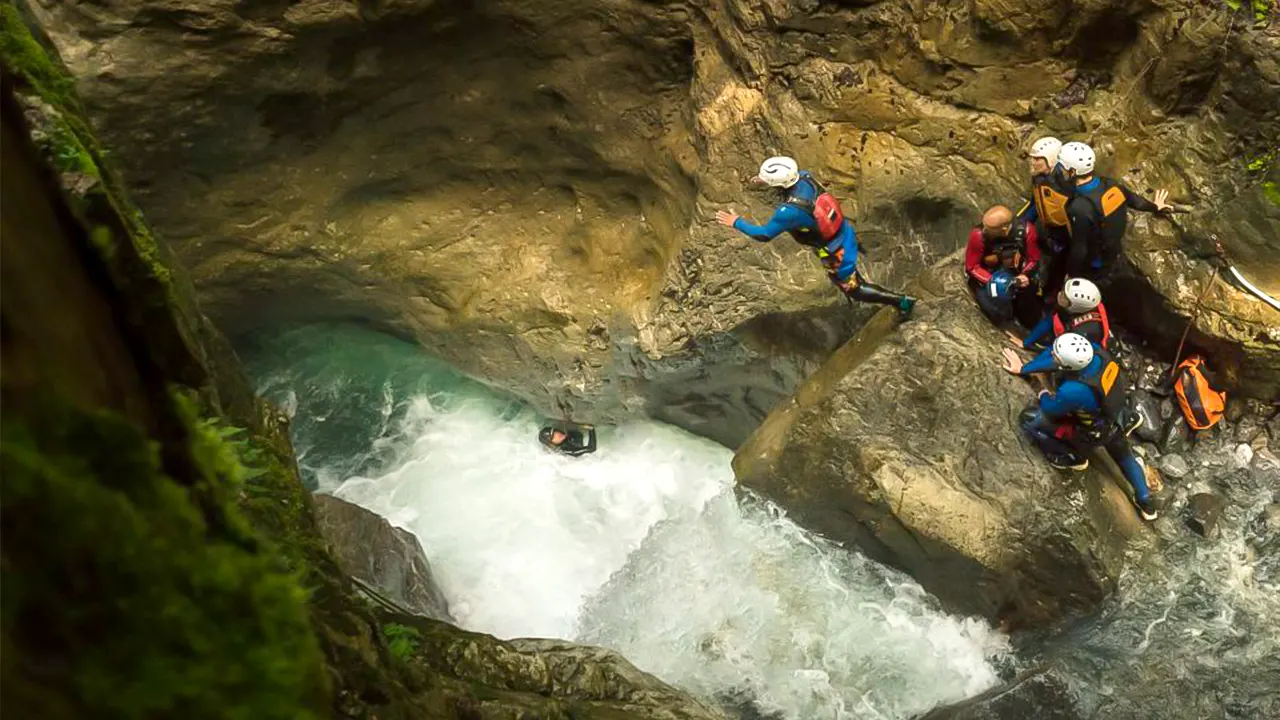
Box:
1052, 304, 1112, 348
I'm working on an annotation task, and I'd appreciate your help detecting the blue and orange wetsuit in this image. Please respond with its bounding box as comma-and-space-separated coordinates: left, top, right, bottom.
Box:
731, 172, 911, 310
1018, 349, 1150, 505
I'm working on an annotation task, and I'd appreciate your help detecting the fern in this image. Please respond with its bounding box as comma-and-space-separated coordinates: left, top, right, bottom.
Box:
382, 623, 422, 662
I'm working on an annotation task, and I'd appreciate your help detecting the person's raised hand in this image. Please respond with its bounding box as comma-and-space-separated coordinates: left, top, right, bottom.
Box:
715, 209, 741, 227
1001, 347, 1025, 375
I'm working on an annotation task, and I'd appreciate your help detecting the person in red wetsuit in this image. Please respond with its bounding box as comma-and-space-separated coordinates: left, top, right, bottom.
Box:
964, 205, 1042, 327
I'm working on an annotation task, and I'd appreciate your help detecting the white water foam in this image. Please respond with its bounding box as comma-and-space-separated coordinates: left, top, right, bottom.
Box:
331, 393, 1008, 718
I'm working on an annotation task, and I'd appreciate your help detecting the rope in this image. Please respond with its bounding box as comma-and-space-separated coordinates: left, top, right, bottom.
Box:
1168, 242, 1224, 383
350, 575, 417, 617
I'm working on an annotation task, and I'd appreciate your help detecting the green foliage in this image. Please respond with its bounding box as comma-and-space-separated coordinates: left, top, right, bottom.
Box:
1263, 182, 1280, 207
0, 402, 326, 718
1224, 0, 1276, 22
1246, 150, 1275, 174
0, 4, 172, 292
0, 4, 75, 101
1244, 150, 1280, 208
383, 623, 423, 661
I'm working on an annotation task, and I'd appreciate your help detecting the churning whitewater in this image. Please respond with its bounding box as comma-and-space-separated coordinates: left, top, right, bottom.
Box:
248, 324, 1009, 719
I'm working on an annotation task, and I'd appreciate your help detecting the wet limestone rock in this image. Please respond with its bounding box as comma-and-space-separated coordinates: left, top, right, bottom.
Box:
30, 0, 1280, 439
1185, 492, 1227, 538
395, 614, 731, 720
313, 494, 452, 621
734, 255, 1142, 629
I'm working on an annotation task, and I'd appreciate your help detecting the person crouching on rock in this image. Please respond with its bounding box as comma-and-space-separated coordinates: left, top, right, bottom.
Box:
1001, 333, 1157, 521
538, 422, 597, 457
715, 156, 917, 319
1007, 277, 1111, 352
964, 204, 1041, 327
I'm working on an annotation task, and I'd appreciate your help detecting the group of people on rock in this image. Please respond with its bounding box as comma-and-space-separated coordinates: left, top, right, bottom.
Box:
713, 138, 1177, 520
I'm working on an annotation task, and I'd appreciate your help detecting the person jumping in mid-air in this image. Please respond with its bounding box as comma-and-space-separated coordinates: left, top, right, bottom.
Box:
716, 156, 917, 318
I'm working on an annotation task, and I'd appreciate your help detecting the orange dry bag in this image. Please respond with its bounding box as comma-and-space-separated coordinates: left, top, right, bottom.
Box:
1174, 355, 1226, 431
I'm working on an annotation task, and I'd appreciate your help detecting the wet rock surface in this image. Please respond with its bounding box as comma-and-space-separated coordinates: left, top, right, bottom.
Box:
1019, 397, 1280, 720
0, 23, 738, 716
1129, 390, 1164, 444
916, 667, 1082, 720
1185, 492, 1227, 538
32, 0, 1280, 447
734, 256, 1142, 629
313, 494, 452, 621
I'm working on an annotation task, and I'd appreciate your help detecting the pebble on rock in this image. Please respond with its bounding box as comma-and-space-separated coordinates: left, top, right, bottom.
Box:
1233, 443, 1255, 470
1161, 453, 1191, 479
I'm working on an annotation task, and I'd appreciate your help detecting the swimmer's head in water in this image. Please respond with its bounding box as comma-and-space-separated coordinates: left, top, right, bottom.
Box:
539, 426, 567, 446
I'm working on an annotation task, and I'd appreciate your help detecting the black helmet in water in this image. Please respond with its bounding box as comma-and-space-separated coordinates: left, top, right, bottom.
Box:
537, 423, 597, 457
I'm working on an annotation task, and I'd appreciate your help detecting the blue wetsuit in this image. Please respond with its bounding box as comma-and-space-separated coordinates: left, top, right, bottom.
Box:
731, 172, 860, 282
730, 172, 910, 311
1022, 315, 1056, 350
1019, 352, 1150, 503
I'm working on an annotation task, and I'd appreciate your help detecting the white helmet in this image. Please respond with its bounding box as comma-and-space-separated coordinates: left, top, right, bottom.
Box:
1052, 333, 1095, 371
758, 156, 800, 188
1061, 278, 1102, 313
1058, 141, 1095, 176
1030, 136, 1062, 165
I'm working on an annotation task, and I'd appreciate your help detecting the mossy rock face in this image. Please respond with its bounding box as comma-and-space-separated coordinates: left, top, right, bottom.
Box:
1, 9, 734, 719
0, 403, 329, 718
1, 11, 331, 714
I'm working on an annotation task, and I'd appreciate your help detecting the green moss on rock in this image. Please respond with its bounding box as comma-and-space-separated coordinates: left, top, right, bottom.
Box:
2, 7, 730, 719
0, 403, 326, 718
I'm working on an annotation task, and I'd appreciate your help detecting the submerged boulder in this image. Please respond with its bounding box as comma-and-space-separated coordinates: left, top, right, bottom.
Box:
313, 494, 452, 621
734, 256, 1143, 629
916, 667, 1081, 720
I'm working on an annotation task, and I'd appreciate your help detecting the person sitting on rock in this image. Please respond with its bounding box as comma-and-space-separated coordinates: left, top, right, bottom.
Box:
538, 422, 597, 457
1008, 277, 1111, 351
965, 204, 1041, 326
715, 156, 917, 318
1058, 141, 1175, 285
1016, 136, 1073, 305
1002, 333, 1157, 520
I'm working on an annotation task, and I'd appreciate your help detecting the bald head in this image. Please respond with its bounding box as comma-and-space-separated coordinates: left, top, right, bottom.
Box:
982, 205, 1013, 232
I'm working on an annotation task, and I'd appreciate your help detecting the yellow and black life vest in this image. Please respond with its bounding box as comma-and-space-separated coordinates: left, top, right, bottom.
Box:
1031, 173, 1071, 228
1174, 355, 1226, 431
1072, 175, 1129, 263
1064, 346, 1128, 431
